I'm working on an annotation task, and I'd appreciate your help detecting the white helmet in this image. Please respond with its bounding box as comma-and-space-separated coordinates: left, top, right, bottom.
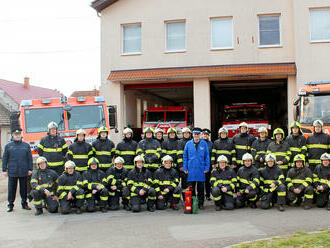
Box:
265, 153, 276, 163
65, 160, 76, 169
47, 121, 58, 131
155, 128, 164, 134
123, 128, 133, 135
76, 129, 85, 136
114, 156, 125, 164
218, 127, 228, 135
258, 127, 268, 134
239, 122, 249, 129
134, 155, 145, 164
36, 156, 47, 166
242, 153, 253, 161
217, 155, 228, 163
182, 127, 191, 133
162, 155, 173, 165
320, 153, 330, 161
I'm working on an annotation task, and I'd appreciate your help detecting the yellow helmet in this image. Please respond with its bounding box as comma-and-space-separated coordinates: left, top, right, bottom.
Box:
88, 157, 99, 166
293, 154, 305, 163
290, 121, 302, 130
98, 126, 109, 135
167, 127, 177, 135
273, 128, 285, 139
143, 126, 155, 135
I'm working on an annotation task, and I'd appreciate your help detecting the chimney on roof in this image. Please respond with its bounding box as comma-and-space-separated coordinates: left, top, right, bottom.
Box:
24, 77, 30, 89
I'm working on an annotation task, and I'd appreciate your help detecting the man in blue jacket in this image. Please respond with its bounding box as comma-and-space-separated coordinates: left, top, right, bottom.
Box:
2, 128, 33, 212
183, 127, 210, 209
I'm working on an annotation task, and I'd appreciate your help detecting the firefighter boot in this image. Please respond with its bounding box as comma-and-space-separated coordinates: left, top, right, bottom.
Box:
278, 204, 285, 212
35, 208, 43, 216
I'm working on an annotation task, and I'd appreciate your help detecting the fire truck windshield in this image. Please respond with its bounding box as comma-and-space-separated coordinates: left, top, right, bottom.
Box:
299, 95, 330, 124
166, 111, 185, 123
24, 107, 64, 133
68, 105, 105, 130
145, 112, 165, 123
224, 107, 266, 122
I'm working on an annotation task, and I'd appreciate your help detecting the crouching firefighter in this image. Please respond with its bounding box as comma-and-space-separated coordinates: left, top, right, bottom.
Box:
210, 155, 237, 211
82, 157, 108, 213
104, 156, 130, 210
236, 153, 260, 208
259, 154, 286, 211
30, 156, 59, 215
154, 155, 181, 210
127, 155, 156, 212
313, 153, 330, 210
286, 154, 313, 210
57, 161, 85, 214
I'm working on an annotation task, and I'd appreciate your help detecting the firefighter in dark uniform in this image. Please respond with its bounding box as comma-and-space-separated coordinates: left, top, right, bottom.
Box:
92, 126, 116, 172
155, 128, 165, 145
251, 127, 271, 170
259, 154, 286, 211
115, 128, 137, 171
210, 155, 237, 211
212, 127, 236, 170
82, 157, 108, 213
57, 161, 85, 214
232, 122, 256, 171
136, 127, 162, 173
161, 127, 179, 168
286, 121, 307, 168
154, 155, 181, 210
313, 153, 330, 210
267, 128, 291, 177
104, 156, 130, 210
202, 128, 213, 201
127, 155, 156, 212
177, 127, 191, 200
306, 120, 330, 171
37, 121, 68, 176
30, 156, 59, 215
236, 153, 260, 208
286, 154, 314, 210
67, 129, 94, 173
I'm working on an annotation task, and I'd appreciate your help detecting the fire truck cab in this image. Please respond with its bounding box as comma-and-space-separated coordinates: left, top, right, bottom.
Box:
294, 81, 330, 137
222, 103, 270, 138
142, 106, 193, 136
20, 96, 110, 157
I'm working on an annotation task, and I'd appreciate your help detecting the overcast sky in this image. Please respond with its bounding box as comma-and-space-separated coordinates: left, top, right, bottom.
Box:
0, 0, 100, 96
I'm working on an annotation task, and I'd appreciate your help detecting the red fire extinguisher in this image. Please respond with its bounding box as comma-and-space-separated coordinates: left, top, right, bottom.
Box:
184, 186, 193, 214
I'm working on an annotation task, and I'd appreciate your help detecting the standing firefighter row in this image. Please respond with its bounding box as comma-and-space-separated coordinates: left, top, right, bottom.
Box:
2, 119, 329, 215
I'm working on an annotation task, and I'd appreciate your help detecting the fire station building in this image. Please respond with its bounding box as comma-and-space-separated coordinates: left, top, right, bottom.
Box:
91, 0, 330, 143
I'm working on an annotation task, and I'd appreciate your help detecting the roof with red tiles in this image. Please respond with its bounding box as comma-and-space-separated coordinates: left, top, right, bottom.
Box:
71, 90, 100, 97
108, 63, 296, 81
0, 79, 62, 104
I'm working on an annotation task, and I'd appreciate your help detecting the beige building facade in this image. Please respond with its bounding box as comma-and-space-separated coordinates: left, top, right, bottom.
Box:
91, 0, 330, 142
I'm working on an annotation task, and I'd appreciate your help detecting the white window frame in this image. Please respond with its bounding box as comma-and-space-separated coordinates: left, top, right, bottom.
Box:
121, 23, 142, 55
165, 20, 186, 53
310, 8, 330, 43
210, 17, 234, 50
258, 14, 282, 48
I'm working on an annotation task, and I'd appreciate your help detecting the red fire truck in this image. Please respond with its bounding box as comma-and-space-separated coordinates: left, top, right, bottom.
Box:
222, 103, 270, 137
19, 96, 110, 158
142, 106, 193, 136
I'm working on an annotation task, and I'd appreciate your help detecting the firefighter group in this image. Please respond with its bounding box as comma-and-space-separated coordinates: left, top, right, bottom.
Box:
2, 119, 330, 216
